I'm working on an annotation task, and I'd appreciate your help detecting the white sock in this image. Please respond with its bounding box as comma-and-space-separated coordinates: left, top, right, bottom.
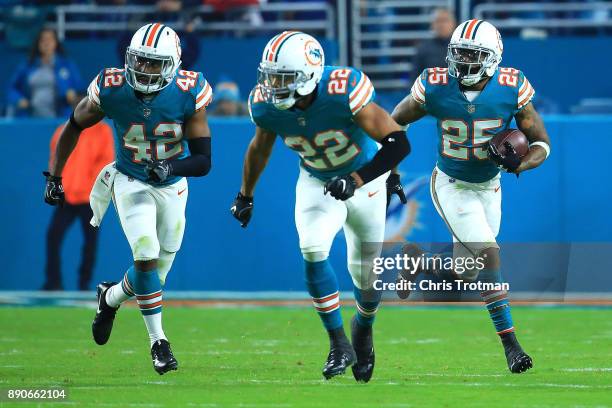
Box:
142, 313, 167, 347
105, 282, 132, 308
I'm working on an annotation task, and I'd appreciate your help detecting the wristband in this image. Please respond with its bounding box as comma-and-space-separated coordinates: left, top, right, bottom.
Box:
529, 141, 550, 159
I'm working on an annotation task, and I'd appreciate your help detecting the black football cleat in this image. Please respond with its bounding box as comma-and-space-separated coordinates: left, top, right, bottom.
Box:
92, 281, 119, 345
350, 316, 375, 383
501, 332, 533, 373
322, 337, 356, 380
151, 339, 178, 375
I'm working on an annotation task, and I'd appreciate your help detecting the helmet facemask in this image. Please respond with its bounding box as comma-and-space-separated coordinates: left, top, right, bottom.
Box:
257, 63, 312, 110
447, 44, 498, 86
125, 47, 175, 94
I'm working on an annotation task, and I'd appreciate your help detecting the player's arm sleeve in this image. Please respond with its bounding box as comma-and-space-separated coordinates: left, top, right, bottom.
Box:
517, 72, 535, 111
86, 72, 102, 108
195, 73, 213, 112
247, 86, 275, 133
348, 70, 375, 116
409, 70, 427, 106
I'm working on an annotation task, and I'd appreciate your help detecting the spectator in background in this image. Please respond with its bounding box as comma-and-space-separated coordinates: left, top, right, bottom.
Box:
43, 121, 114, 291
209, 80, 248, 116
7, 28, 83, 118
411, 8, 456, 79
204, 0, 264, 29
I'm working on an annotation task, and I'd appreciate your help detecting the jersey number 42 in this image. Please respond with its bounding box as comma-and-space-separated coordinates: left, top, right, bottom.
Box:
123, 123, 183, 162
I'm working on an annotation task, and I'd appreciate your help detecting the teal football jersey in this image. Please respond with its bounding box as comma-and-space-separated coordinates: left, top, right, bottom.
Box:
248, 66, 379, 181
86, 68, 213, 186
411, 67, 535, 182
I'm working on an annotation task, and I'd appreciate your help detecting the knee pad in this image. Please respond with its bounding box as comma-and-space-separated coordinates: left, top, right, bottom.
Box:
130, 235, 160, 261
157, 250, 176, 286
302, 250, 329, 263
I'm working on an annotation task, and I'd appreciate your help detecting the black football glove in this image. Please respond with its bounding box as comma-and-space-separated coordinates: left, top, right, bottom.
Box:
386, 173, 407, 208
143, 158, 172, 183
43, 171, 65, 206
324, 175, 357, 201
487, 141, 522, 173
231, 192, 254, 228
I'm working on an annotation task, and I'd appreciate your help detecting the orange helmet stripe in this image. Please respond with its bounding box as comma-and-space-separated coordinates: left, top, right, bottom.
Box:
146, 23, 162, 47
464, 19, 479, 40
267, 30, 298, 62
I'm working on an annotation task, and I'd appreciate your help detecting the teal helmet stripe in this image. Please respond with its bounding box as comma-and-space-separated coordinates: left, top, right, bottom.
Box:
273, 32, 301, 62
264, 33, 282, 61
471, 20, 484, 40
153, 24, 167, 48
459, 21, 469, 38
141, 24, 153, 46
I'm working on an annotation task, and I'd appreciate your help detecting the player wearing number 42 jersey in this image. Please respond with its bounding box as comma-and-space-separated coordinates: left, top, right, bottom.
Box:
43, 24, 213, 374
230, 31, 411, 382
392, 19, 552, 373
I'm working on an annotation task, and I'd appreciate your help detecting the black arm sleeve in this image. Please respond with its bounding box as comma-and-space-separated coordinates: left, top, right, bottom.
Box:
168, 137, 211, 177
355, 130, 410, 185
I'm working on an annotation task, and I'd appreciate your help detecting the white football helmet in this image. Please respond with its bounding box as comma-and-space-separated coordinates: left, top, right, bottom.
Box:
447, 19, 503, 86
125, 23, 182, 94
257, 31, 325, 110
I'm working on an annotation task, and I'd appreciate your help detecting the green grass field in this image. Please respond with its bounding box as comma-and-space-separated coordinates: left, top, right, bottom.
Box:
1, 306, 611, 408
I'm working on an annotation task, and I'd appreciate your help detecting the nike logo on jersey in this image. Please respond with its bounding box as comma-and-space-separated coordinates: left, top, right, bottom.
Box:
368, 190, 379, 198
494, 186, 501, 193
178, 188, 186, 196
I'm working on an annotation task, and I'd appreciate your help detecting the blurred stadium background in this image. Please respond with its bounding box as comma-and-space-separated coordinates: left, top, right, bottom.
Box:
1, 0, 611, 300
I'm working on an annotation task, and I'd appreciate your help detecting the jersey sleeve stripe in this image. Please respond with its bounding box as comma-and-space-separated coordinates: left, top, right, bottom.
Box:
518, 88, 535, 109
196, 81, 211, 102
410, 78, 425, 104
349, 75, 374, 111
416, 78, 425, 94
518, 79, 531, 97
195, 82, 213, 111
87, 75, 101, 106
348, 75, 367, 103
518, 79, 535, 108
351, 83, 374, 114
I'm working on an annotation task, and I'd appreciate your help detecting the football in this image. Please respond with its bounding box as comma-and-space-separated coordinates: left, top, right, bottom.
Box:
489, 128, 530, 159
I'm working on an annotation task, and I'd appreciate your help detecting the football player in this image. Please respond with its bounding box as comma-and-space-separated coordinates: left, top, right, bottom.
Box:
230, 32, 410, 381
392, 19, 551, 373
43, 24, 213, 374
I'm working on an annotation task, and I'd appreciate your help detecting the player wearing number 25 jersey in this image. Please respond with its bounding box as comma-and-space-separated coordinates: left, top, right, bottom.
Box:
231, 32, 411, 382
43, 24, 213, 375
392, 20, 551, 374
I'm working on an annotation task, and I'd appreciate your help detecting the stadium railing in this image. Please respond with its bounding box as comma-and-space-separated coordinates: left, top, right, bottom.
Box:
48, 3, 336, 41
351, 0, 454, 90
473, 2, 612, 33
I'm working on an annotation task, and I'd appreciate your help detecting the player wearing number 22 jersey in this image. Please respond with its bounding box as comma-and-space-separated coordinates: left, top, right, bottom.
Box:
43, 24, 213, 375
392, 20, 551, 373
231, 32, 411, 382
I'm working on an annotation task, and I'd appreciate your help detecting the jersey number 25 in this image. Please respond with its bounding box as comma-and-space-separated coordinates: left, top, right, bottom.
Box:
442, 119, 503, 160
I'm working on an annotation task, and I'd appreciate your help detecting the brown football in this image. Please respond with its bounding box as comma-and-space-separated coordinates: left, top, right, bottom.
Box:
489, 129, 529, 159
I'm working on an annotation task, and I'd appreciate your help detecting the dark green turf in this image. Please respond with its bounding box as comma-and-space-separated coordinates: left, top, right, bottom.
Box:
1, 306, 611, 407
